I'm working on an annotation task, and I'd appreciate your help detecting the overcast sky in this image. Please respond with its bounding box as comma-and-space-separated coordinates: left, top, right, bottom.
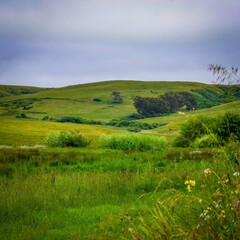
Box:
0, 0, 239, 87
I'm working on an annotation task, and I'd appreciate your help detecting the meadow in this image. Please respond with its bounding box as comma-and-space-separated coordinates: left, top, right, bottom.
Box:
0, 81, 239, 239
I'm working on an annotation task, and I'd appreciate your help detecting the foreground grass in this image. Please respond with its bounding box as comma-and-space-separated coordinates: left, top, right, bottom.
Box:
0, 146, 239, 239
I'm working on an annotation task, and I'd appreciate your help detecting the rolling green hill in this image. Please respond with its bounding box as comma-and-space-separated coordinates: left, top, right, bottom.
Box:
0, 85, 50, 98
0, 80, 239, 146
0, 80, 239, 121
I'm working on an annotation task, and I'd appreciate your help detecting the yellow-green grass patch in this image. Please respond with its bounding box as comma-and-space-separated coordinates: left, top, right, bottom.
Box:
0, 117, 125, 146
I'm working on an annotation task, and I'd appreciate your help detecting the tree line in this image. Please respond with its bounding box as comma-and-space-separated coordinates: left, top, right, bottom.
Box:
133, 91, 197, 116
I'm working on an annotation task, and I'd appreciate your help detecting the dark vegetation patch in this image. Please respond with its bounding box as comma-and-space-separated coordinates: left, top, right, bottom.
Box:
55, 116, 164, 132
191, 85, 240, 109
133, 87, 240, 118
173, 111, 240, 151
93, 98, 102, 102
0, 86, 49, 98
45, 130, 92, 148
133, 91, 197, 117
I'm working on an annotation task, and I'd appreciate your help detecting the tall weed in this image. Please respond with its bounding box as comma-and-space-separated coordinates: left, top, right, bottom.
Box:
99, 134, 167, 152
45, 130, 91, 148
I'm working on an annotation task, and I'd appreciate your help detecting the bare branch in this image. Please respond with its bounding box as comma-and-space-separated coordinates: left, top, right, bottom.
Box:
208, 64, 240, 84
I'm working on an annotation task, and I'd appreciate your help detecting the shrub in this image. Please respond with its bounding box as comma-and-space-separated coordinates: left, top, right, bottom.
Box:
192, 134, 219, 148
173, 116, 216, 147
173, 135, 192, 147
45, 130, 91, 148
174, 112, 240, 147
99, 134, 167, 152
180, 116, 214, 142
215, 111, 240, 144
42, 116, 49, 121
16, 113, 28, 119
106, 119, 164, 131
57, 116, 86, 124
93, 98, 102, 102
121, 113, 144, 120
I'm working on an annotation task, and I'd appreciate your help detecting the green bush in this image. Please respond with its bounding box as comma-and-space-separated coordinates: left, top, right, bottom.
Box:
45, 130, 91, 148
173, 112, 240, 147
215, 111, 240, 144
180, 116, 214, 142
192, 134, 219, 148
173, 135, 192, 147
93, 98, 102, 102
99, 133, 167, 152
16, 113, 28, 119
42, 116, 49, 121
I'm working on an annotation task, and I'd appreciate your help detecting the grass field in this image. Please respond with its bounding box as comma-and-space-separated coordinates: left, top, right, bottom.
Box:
0, 81, 239, 239
0, 100, 239, 147
0, 80, 235, 121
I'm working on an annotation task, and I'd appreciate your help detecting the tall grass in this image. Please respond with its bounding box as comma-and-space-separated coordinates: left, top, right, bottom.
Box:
0, 146, 222, 240
45, 130, 91, 147
128, 144, 240, 240
99, 133, 167, 152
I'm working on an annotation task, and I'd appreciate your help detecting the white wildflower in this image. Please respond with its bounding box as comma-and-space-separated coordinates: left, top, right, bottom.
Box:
204, 168, 211, 177
233, 172, 240, 177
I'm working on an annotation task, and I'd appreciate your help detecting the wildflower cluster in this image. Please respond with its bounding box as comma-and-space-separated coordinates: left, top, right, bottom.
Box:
184, 180, 196, 192
204, 168, 211, 177
195, 168, 240, 238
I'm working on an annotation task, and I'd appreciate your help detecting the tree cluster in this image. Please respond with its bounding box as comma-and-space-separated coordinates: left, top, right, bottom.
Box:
133, 91, 197, 116
111, 91, 123, 103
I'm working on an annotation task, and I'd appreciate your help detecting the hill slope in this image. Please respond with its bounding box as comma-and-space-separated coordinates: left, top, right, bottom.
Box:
0, 80, 239, 121
0, 85, 50, 98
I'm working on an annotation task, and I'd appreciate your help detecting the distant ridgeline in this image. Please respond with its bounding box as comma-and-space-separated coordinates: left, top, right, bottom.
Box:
133, 86, 240, 117
0, 85, 49, 98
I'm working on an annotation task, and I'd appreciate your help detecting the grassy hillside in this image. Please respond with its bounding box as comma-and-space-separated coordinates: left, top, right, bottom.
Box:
0, 81, 239, 239
0, 80, 238, 121
0, 85, 49, 98
0, 100, 239, 146
0, 116, 125, 146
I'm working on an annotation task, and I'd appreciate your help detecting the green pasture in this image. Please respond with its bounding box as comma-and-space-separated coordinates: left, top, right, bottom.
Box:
0, 117, 124, 146
0, 99, 238, 147
0, 80, 229, 121
0, 145, 239, 239
0, 81, 239, 239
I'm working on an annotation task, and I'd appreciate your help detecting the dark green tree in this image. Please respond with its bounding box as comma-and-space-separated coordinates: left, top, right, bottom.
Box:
111, 91, 123, 103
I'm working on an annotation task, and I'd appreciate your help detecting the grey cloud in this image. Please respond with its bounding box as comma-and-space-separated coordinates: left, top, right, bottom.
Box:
0, 0, 239, 87
0, 0, 239, 42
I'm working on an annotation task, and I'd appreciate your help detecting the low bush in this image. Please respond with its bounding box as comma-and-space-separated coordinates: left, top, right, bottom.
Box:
99, 134, 167, 152
93, 98, 102, 102
173, 135, 192, 148
192, 134, 219, 148
121, 113, 144, 120
106, 119, 164, 131
57, 116, 86, 124
42, 116, 49, 121
215, 111, 240, 144
173, 112, 240, 147
45, 130, 91, 148
16, 113, 28, 119
180, 116, 214, 143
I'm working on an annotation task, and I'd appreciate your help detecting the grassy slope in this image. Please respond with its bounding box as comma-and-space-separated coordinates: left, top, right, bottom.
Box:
0, 85, 49, 98
0, 116, 125, 146
0, 82, 239, 239
0, 100, 239, 146
141, 100, 240, 142
0, 80, 224, 121
0, 80, 239, 146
